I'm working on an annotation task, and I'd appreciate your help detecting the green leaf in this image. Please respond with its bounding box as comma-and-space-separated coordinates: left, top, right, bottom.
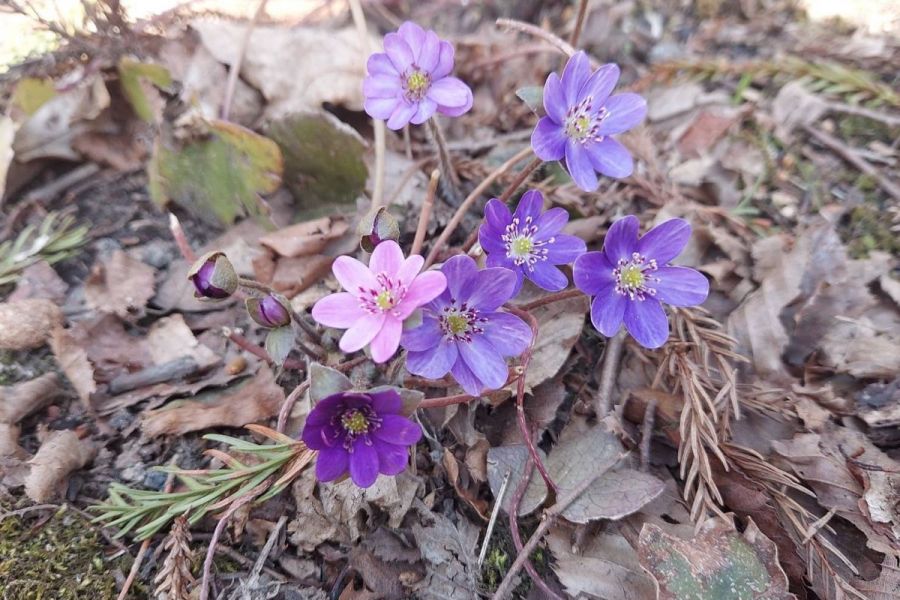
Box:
11, 78, 57, 115
266, 112, 367, 215
265, 325, 295, 366
149, 119, 283, 226
117, 57, 172, 122
516, 86, 544, 116
309, 362, 353, 402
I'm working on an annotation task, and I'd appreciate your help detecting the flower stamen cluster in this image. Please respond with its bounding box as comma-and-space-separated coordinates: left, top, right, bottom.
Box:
404, 69, 431, 100
502, 215, 552, 270
613, 252, 659, 301
359, 272, 407, 315
564, 98, 608, 144
439, 302, 486, 343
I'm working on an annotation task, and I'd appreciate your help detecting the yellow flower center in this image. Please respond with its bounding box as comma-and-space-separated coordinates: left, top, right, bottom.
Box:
619, 264, 645, 289
446, 314, 469, 335
405, 70, 431, 100
375, 290, 394, 310
511, 237, 534, 257
341, 409, 369, 434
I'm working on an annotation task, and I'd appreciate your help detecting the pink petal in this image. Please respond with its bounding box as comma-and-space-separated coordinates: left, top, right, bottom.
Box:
396, 254, 425, 286
369, 240, 404, 278
383, 32, 414, 73
370, 316, 403, 363
397, 22, 426, 58
387, 102, 417, 130
339, 312, 385, 353
365, 97, 399, 120
333, 255, 377, 293
367, 53, 398, 77
394, 271, 447, 319
312, 292, 365, 328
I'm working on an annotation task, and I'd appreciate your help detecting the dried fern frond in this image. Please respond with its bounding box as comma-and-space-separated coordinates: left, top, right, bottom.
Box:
0, 212, 89, 285
154, 516, 195, 600
654, 307, 747, 522
92, 425, 314, 540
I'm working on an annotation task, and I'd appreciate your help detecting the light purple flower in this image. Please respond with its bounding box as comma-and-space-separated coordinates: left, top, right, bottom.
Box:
573, 216, 708, 349
311, 241, 446, 363
401, 255, 532, 396
302, 389, 422, 488
363, 21, 473, 130
531, 51, 647, 192
478, 190, 586, 294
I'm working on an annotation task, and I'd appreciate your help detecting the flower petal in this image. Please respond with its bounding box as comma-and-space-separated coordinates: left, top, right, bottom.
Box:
531, 117, 567, 161
433, 41, 455, 79
339, 312, 385, 353
482, 311, 532, 357
603, 215, 639, 263
401, 317, 441, 351
418, 30, 441, 72
534, 207, 569, 239
386, 102, 417, 130
435, 86, 473, 117
369, 239, 404, 278
623, 298, 669, 349
397, 21, 425, 58
561, 51, 591, 106
484, 198, 512, 230
542, 71, 567, 122
590, 285, 626, 337
513, 189, 544, 223
367, 53, 398, 77
383, 32, 414, 73
396, 254, 425, 286
333, 255, 377, 293
579, 63, 620, 106
395, 271, 447, 319
598, 93, 647, 136
450, 358, 482, 396
565, 138, 599, 192
374, 414, 423, 446
652, 267, 709, 307
406, 342, 458, 379
479, 223, 507, 254
486, 253, 525, 296
369, 389, 402, 414
527, 261, 568, 291
373, 438, 410, 476
410, 97, 438, 124
363, 75, 400, 99
428, 77, 471, 108
461, 267, 517, 311
312, 292, 365, 328
370, 316, 403, 363
636, 218, 692, 264
585, 137, 633, 179
459, 336, 508, 392
349, 440, 379, 487
364, 97, 399, 120
316, 447, 349, 482
544, 234, 586, 265
573, 251, 615, 295
439, 254, 478, 300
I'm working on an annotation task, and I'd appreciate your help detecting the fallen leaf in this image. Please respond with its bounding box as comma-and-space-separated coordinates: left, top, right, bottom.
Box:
8, 260, 68, 303
854, 555, 900, 600
84, 250, 156, 319
647, 83, 703, 122
141, 365, 283, 436
49, 324, 98, 408
638, 516, 796, 600
0, 298, 63, 350
522, 292, 588, 389
117, 56, 172, 123
0, 372, 61, 424
145, 314, 219, 369
259, 216, 350, 258
677, 107, 743, 157
818, 307, 900, 379
486, 444, 548, 516
410, 507, 481, 600
24, 430, 97, 502
772, 81, 828, 143
0, 115, 15, 198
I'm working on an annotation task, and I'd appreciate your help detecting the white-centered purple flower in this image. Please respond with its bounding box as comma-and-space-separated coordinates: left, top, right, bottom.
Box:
401, 255, 532, 396
311, 241, 446, 363
573, 216, 709, 349
531, 51, 647, 192
479, 190, 586, 294
363, 21, 473, 130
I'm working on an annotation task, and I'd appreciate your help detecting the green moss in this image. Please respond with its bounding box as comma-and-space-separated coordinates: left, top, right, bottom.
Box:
845, 204, 900, 258
0, 502, 135, 599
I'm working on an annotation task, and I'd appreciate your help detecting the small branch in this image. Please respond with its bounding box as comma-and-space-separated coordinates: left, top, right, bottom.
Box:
825, 101, 900, 128
227, 331, 305, 371
427, 119, 463, 205
596, 330, 626, 417
496, 18, 577, 58
517, 289, 582, 311
411, 169, 440, 256
640, 398, 657, 472
168, 213, 197, 262
478, 468, 511, 568
569, 0, 590, 47
221, 0, 268, 120
497, 156, 543, 203
277, 380, 310, 434
424, 146, 533, 268
418, 369, 522, 409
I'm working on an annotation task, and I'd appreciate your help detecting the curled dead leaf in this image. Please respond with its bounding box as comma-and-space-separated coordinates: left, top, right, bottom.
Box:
24, 429, 97, 502
0, 298, 63, 350
0, 372, 61, 424
84, 250, 156, 319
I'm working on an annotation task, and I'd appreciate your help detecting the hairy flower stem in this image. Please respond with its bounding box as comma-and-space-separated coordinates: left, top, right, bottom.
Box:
227, 331, 305, 371
496, 18, 577, 59
596, 329, 626, 417
411, 169, 440, 256
168, 213, 197, 262
497, 156, 543, 203
427, 119, 463, 205
517, 288, 583, 311
569, 0, 589, 46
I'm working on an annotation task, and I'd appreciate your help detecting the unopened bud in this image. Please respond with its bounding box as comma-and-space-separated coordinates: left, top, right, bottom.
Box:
246, 293, 292, 328
187, 251, 237, 300
358, 206, 400, 252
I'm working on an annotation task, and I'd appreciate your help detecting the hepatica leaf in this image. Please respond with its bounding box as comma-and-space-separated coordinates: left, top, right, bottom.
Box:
117, 57, 172, 122
149, 119, 283, 226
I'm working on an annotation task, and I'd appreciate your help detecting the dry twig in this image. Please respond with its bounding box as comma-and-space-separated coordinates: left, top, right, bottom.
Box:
154, 516, 195, 600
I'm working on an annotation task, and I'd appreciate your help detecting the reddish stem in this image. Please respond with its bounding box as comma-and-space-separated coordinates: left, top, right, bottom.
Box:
227, 331, 305, 371
517, 288, 582, 311
168, 212, 197, 262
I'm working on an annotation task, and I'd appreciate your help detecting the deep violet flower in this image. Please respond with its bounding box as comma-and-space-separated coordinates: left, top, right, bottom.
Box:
246, 294, 291, 328
401, 255, 532, 396
187, 251, 237, 300
363, 21, 473, 129
531, 51, 647, 192
479, 190, 586, 294
573, 216, 709, 349
302, 389, 422, 488
312, 241, 446, 363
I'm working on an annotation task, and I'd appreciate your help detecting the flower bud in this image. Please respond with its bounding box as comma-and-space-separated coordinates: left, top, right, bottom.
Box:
358, 206, 400, 252
246, 293, 292, 328
187, 251, 237, 300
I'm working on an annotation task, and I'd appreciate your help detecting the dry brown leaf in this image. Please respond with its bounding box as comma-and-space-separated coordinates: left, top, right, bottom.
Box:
854, 555, 900, 600
271, 255, 334, 297
677, 107, 743, 157
84, 250, 156, 319
49, 324, 97, 408
0, 298, 63, 350
522, 292, 588, 389
24, 429, 96, 502
410, 508, 480, 600
0, 372, 61, 424
8, 260, 68, 304
0, 423, 30, 487
141, 365, 283, 436
145, 314, 219, 369
486, 444, 548, 516
259, 217, 350, 258
772, 81, 828, 143
818, 307, 900, 379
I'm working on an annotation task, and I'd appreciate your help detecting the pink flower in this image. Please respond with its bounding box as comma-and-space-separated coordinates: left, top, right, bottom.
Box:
312, 241, 447, 363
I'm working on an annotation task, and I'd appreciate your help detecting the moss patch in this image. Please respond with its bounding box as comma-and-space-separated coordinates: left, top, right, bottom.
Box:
844, 204, 900, 258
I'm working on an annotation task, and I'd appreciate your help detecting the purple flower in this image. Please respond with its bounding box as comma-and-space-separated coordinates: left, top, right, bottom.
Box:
311, 241, 446, 363
363, 21, 473, 130
573, 216, 709, 349
531, 51, 647, 192
478, 190, 586, 294
187, 251, 237, 300
247, 294, 291, 328
401, 255, 532, 396
302, 389, 422, 488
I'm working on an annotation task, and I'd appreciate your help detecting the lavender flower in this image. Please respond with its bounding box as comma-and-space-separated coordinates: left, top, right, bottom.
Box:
401, 255, 532, 396
187, 251, 237, 300
302, 389, 422, 488
531, 51, 646, 192
573, 216, 708, 349
311, 241, 446, 363
363, 21, 473, 130
247, 294, 291, 328
478, 190, 586, 293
